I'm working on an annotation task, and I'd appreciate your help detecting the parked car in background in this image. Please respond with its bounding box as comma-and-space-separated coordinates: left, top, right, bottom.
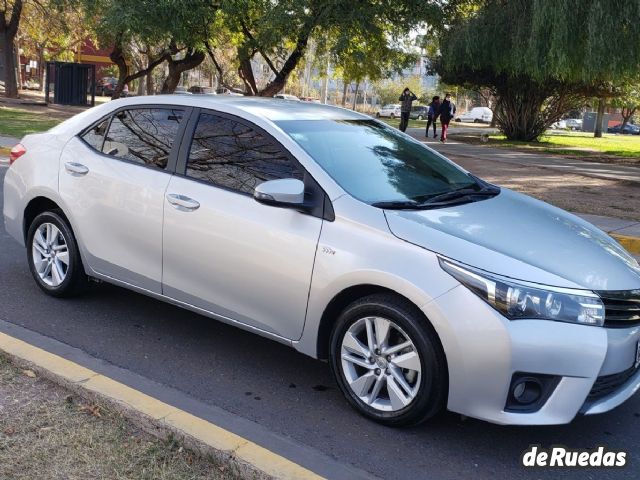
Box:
551, 118, 583, 130
300, 97, 321, 103
273, 94, 300, 101
96, 77, 128, 97
565, 118, 582, 130
455, 107, 492, 123
173, 86, 192, 95
410, 105, 429, 120
188, 86, 216, 95
5, 96, 640, 428
607, 123, 640, 135
376, 104, 402, 119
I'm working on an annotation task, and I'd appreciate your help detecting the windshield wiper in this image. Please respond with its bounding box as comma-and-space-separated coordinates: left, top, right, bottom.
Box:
420, 186, 499, 205
372, 183, 500, 210
370, 200, 422, 210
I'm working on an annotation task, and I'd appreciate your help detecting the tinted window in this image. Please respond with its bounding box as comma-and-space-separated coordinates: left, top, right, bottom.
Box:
277, 119, 476, 204
102, 108, 184, 169
81, 118, 109, 150
186, 113, 303, 194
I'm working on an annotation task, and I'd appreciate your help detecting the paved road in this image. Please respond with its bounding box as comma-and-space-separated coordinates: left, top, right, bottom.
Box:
1, 167, 639, 480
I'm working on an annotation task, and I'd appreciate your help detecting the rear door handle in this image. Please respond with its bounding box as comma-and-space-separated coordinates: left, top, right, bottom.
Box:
64, 162, 89, 175
166, 193, 200, 211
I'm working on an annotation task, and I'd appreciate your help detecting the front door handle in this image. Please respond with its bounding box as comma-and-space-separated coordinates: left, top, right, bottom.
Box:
64, 162, 89, 175
166, 193, 200, 211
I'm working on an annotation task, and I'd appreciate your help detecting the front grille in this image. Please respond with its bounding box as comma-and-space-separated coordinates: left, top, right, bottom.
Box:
588, 364, 640, 400
596, 290, 640, 328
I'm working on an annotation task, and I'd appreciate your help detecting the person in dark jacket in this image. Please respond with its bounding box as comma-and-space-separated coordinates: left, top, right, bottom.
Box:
439, 93, 456, 143
425, 95, 440, 138
398, 87, 417, 132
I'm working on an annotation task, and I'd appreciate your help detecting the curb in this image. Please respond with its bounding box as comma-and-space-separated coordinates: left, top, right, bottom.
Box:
0, 331, 324, 480
611, 234, 640, 256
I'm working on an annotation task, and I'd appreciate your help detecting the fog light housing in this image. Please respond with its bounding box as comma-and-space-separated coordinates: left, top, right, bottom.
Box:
505, 373, 561, 413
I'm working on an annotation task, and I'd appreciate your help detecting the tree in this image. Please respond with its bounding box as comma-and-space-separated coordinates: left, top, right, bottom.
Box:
610, 81, 640, 132
85, 0, 216, 98
0, 0, 23, 98
208, 0, 448, 96
19, 0, 91, 92
438, 0, 640, 141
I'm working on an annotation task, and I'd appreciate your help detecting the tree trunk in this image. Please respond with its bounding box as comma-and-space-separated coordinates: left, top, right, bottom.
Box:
0, 0, 22, 98
495, 92, 547, 141
0, 33, 19, 98
619, 106, 635, 133
341, 80, 348, 107
38, 47, 45, 92
160, 49, 205, 94
352, 82, 359, 110
594, 97, 605, 138
146, 72, 154, 95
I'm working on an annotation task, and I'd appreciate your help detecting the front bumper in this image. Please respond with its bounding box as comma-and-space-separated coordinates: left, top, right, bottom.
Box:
424, 285, 640, 425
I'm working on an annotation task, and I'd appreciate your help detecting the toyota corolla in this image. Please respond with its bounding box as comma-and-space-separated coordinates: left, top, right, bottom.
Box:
4, 96, 640, 426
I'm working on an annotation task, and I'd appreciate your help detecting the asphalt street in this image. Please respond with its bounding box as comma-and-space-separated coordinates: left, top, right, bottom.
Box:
1, 167, 639, 480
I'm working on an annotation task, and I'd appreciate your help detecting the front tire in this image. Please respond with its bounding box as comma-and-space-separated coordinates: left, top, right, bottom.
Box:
330, 293, 447, 427
390, 113, 395, 119
417, 115, 423, 121
27, 211, 87, 297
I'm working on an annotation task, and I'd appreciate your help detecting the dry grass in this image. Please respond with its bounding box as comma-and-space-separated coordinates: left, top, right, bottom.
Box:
0, 354, 236, 480
451, 155, 640, 222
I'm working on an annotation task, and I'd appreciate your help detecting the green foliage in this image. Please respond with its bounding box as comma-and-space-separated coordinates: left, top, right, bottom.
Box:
442, 0, 640, 86
374, 76, 427, 105
438, 0, 640, 140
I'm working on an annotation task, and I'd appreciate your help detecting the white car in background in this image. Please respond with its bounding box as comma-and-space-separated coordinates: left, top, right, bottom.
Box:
273, 94, 300, 101
376, 104, 402, 119
455, 106, 493, 123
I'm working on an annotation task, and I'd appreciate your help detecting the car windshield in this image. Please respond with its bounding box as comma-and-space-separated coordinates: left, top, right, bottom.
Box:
277, 119, 479, 205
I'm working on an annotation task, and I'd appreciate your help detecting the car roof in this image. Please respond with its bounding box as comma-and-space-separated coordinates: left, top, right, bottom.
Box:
48, 95, 371, 138
107, 95, 367, 121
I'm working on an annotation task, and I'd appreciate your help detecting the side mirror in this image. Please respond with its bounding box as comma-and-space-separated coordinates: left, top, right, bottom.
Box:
254, 179, 305, 208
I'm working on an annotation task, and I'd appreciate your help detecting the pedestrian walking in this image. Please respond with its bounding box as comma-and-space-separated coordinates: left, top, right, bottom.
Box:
425, 96, 440, 138
439, 93, 456, 143
398, 87, 417, 132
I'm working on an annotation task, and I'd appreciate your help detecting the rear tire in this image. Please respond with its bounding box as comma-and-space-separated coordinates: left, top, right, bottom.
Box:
330, 293, 447, 427
26, 211, 88, 297
376, 112, 380, 118
390, 113, 395, 119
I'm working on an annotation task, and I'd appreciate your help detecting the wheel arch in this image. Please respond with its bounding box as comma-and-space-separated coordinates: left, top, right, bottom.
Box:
23, 196, 66, 242
315, 284, 447, 365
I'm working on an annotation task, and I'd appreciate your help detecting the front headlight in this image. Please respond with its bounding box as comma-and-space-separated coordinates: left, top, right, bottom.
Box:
439, 258, 605, 326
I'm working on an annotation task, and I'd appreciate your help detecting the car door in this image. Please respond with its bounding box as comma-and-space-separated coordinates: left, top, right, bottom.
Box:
162, 110, 325, 340
59, 106, 189, 292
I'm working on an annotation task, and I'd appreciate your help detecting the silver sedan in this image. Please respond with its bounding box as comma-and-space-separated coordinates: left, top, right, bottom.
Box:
4, 96, 640, 426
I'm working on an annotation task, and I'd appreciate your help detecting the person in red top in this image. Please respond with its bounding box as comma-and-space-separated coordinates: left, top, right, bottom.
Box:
438, 93, 456, 143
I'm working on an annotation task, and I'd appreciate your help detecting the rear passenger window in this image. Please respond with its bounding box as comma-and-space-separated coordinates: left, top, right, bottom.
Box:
81, 118, 109, 150
186, 113, 303, 194
102, 108, 184, 169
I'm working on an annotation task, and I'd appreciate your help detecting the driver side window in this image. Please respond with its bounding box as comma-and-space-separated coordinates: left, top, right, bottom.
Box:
185, 112, 303, 195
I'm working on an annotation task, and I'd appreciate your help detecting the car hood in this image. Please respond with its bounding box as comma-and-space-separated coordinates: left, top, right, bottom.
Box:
384, 189, 640, 291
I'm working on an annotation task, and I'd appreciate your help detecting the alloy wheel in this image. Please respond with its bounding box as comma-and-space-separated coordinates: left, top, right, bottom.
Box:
32, 222, 69, 287
340, 316, 422, 412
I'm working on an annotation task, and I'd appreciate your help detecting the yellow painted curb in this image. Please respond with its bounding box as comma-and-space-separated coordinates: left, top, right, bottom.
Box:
611, 234, 640, 255
0, 331, 324, 480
